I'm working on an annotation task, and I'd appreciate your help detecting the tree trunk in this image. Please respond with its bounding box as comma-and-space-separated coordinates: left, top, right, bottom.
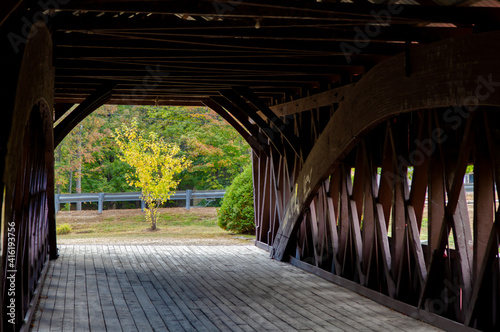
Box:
151, 206, 157, 230
76, 125, 82, 211
68, 170, 73, 211
57, 145, 61, 194
68, 170, 73, 193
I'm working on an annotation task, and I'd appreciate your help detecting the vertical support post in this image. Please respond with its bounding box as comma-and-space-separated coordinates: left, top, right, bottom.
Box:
186, 190, 192, 210
55, 194, 60, 214
141, 199, 145, 212
47, 103, 58, 260
251, 151, 260, 241
48, 163, 58, 260
98, 192, 104, 214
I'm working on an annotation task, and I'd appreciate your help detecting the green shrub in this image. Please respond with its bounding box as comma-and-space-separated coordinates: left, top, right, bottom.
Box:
217, 165, 255, 234
56, 223, 72, 235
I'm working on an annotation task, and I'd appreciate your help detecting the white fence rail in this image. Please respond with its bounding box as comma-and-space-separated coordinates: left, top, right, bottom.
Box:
55, 190, 225, 213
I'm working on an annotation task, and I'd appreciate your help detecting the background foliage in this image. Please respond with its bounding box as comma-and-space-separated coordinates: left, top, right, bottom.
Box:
217, 165, 255, 234
55, 105, 252, 198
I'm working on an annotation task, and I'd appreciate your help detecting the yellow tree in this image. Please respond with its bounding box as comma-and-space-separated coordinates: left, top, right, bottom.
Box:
114, 120, 190, 230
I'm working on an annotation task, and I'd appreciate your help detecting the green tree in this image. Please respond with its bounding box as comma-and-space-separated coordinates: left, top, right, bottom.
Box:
114, 120, 190, 230
55, 105, 251, 204
55, 105, 140, 195
144, 106, 251, 189
217, 165, 255, 234
55, 106, 109, 194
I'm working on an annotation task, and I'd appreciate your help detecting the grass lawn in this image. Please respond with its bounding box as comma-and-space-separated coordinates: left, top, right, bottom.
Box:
55, 207, 255, 245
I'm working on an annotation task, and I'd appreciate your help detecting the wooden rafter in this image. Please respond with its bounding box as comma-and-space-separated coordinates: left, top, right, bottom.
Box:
56, 1, 500, 25
232, 86, 300, 156
219, 89, 284, 154
53, 83, 116, 147
202, 98, 268, 156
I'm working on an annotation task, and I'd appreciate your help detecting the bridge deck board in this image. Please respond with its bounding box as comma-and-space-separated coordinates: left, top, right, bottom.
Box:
30, 245, 442, 332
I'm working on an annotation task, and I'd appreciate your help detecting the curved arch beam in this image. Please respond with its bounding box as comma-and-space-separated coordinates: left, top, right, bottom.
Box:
1, 21, 55, 331
272, 30, 500, 260
53, 82, 116, 147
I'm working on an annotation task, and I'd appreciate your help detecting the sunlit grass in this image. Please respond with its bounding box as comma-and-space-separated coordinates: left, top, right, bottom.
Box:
55, 207, 255, 243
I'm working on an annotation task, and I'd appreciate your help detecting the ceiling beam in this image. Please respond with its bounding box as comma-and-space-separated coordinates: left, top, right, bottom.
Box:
53, 32, 407, 55
54, 103, 75, 122
54, 73, 332, 86
53, 97, 206, 106
56, 1, 500, 25
51, 16, 473, 44
54, 59, 366, 76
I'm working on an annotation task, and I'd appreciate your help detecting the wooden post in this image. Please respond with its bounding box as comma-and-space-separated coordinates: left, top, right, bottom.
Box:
0, 19, 57, 331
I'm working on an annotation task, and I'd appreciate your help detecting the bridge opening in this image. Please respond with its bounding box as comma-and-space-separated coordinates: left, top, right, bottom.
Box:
51, 102, 253, 247
2, 2, 500, 331
53, 104, 249, 211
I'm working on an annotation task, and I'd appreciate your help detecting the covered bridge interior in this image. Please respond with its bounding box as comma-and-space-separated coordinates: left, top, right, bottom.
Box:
2, 1, 500, 331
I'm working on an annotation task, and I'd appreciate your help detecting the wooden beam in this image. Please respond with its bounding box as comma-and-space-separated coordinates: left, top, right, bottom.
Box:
271, 84, 353, 116
202, 98, 268, 157
51, 15, 473, 44
55, 70, 326, 83
54, 58, 365, 76
232, 86, 300, 156
271, 31, 500, 261
53, 32, 406, 56
445, 115, 475, 217
209, 95, 260, 139
53, 47, 386, 67
53, 83, 116, 147
464, 212, 500, 326
54, 103, 75, 122
0, 0, 23, 27
54, 97, 205, 107
219, 89, 284, 154
57, 1, 500, 25
51, 16, 353, 31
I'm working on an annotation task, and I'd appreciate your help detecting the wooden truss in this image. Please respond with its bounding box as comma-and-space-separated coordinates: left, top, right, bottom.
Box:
252, 32, 500, 331
3, 2, 500, 332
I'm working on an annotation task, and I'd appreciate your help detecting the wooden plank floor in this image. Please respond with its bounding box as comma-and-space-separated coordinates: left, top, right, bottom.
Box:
30, 245, 442, 332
